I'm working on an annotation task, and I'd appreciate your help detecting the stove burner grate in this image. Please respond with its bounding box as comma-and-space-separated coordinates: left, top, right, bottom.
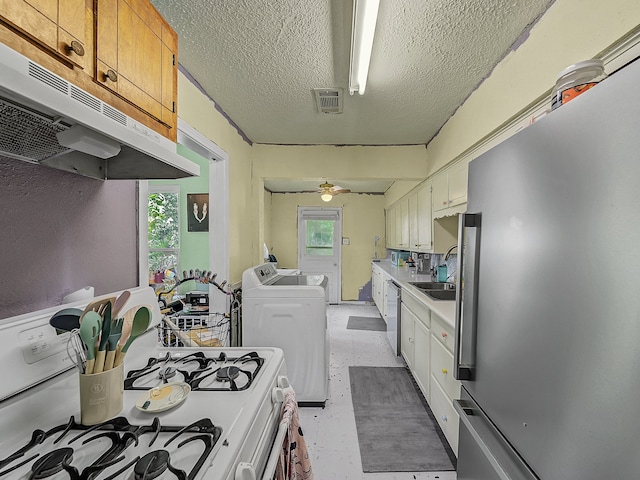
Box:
124, 351, 265, 392
0, 417, 222, 480
30, 447, 73, 478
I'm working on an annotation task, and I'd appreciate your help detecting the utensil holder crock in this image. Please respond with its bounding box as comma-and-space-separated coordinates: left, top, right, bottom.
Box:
79, 363, 124, 425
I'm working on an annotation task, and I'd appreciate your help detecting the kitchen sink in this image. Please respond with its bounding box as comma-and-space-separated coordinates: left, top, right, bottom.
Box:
422, 290, 457, 301
409, 282, 457, 301
409, 282, 455, 291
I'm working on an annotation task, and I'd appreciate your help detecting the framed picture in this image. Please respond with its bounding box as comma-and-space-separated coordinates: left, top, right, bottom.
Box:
187, 193, 209, 232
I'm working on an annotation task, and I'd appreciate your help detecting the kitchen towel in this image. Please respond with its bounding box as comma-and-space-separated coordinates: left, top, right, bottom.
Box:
349, 366, 456, 473
346, 315, 386, 332
275, 388, 314, 480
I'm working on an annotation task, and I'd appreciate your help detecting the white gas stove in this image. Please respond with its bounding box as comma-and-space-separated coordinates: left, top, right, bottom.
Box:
0, 287, 289, 480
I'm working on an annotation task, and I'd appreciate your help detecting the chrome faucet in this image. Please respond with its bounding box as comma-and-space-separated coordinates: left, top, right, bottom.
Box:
444, 244, 458, 261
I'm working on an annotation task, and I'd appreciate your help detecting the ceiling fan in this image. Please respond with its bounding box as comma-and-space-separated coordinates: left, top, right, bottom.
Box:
318, 182, 351, 202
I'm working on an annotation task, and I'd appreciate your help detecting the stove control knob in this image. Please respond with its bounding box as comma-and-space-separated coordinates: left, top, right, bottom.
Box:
272, 387, 285, 403
277, 375, 290, 388
235, 462, 256, 480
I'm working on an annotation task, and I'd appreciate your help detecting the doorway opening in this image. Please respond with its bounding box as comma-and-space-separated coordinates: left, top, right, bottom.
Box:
297, 207, 342, 303
138, 120, 229, 316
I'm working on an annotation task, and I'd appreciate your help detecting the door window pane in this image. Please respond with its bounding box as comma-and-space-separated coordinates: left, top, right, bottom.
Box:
149, 192, 179, 249
305, 219, 334, 256
148, 191, 179, 278
149, 251, 179, 275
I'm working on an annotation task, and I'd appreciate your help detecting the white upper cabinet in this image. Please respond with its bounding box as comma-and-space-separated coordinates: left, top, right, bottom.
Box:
417, 181, 432, 251
409, 190, 419, 249
398, 197, 409, 249
432, 159, 469, 216
448, 161, 468, 208
408, 181, 432, 252
386, 205, 397, 248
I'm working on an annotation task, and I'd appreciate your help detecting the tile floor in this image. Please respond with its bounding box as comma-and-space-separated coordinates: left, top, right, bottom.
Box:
297, 303, 457, 480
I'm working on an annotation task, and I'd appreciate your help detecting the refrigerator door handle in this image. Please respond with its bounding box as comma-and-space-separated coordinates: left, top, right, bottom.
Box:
454, 212, 481, 380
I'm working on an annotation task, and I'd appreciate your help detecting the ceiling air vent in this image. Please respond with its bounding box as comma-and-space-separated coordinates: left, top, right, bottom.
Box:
313, 88, 343, 114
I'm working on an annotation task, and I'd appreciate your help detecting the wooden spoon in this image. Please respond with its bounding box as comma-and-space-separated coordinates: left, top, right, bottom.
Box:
114, 306, 151, 367
112, 290, 131, 319
116, 305, 140, 354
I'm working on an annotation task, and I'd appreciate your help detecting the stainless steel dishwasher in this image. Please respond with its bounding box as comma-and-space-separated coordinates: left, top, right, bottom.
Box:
385, 280, 401, 356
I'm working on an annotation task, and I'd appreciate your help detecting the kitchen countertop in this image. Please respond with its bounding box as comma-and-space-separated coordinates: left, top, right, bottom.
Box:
372, 260, 457, 329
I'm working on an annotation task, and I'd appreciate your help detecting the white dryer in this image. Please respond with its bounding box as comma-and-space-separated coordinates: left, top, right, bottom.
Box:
242, 263, 328, 406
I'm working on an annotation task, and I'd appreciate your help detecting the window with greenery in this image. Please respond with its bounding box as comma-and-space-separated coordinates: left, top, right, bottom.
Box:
148, 189, 180, 279
305, 219, 334, 255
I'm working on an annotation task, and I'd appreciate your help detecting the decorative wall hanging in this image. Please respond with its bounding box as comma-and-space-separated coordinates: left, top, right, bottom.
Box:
187, 193, 209, 232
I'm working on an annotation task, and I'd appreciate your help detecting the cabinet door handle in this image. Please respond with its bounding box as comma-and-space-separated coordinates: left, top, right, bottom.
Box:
441, 331, 447, 338
104, 69, 118, 82
442, 368, 448, 375
65, 40, 85, 56
441, 415, 448, 422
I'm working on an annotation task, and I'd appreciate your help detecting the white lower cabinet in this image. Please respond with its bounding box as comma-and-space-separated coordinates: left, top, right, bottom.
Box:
400, 303, 415, 369
413, 317, 430, 401
429, 372, 460, 455
430, 333, 460, 401
401, 290, 461, 457
371, 264, 388, 318
429, 313, 461, 455
371, 266, 380, 309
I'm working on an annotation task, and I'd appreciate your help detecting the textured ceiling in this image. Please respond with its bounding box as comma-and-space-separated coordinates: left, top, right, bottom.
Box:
151, 0, 555, 191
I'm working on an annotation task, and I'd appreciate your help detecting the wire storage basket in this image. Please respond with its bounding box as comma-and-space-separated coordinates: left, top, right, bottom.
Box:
158, 312, 230, 348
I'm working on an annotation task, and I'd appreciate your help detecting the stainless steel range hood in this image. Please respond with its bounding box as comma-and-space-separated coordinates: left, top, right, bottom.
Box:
0, 42, 199, 180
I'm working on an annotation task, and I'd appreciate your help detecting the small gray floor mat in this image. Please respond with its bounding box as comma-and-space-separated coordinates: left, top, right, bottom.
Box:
346, 315, 386, 331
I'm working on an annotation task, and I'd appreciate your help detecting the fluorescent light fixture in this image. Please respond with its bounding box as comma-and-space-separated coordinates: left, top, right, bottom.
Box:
348, 0, 380, 96
321, 192, 333, 202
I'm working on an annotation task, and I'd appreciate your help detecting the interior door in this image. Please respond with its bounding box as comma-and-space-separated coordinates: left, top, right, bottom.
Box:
297, 207, 341, 303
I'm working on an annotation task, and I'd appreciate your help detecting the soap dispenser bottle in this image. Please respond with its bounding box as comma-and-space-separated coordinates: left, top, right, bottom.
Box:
437, 264, 448, 282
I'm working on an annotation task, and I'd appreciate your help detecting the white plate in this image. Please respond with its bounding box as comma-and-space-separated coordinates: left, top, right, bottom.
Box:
135, 382, 191, 413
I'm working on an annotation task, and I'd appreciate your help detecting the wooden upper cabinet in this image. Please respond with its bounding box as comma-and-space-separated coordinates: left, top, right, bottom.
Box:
0, 0, 92, 70
161, 23, 177, 127
95, 0, 177, 129
1, 0, 178, 140
57, 0, 90, 69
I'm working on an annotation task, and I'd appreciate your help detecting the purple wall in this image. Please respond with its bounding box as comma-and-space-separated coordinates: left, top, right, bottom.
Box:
0, 158, 139, 319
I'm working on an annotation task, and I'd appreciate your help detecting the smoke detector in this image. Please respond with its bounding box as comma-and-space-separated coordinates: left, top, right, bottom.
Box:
313, 88, 343, 114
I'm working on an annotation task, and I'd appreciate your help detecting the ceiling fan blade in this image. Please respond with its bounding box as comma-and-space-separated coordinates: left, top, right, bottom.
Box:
332, 189, 351, 195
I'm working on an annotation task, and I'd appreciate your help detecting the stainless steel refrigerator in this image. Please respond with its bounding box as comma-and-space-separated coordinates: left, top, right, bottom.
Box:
453, 56, 640, 479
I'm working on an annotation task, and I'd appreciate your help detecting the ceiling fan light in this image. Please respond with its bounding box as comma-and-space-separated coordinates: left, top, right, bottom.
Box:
321, 193, 333, 202
349, 0, 380, 96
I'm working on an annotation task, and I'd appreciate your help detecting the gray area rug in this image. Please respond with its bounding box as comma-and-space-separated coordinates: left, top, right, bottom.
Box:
349, 366, 456, 473
347, 315, 386, 331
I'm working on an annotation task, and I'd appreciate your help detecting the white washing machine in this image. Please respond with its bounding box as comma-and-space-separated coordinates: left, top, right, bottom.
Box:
242, 263, 328, 406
